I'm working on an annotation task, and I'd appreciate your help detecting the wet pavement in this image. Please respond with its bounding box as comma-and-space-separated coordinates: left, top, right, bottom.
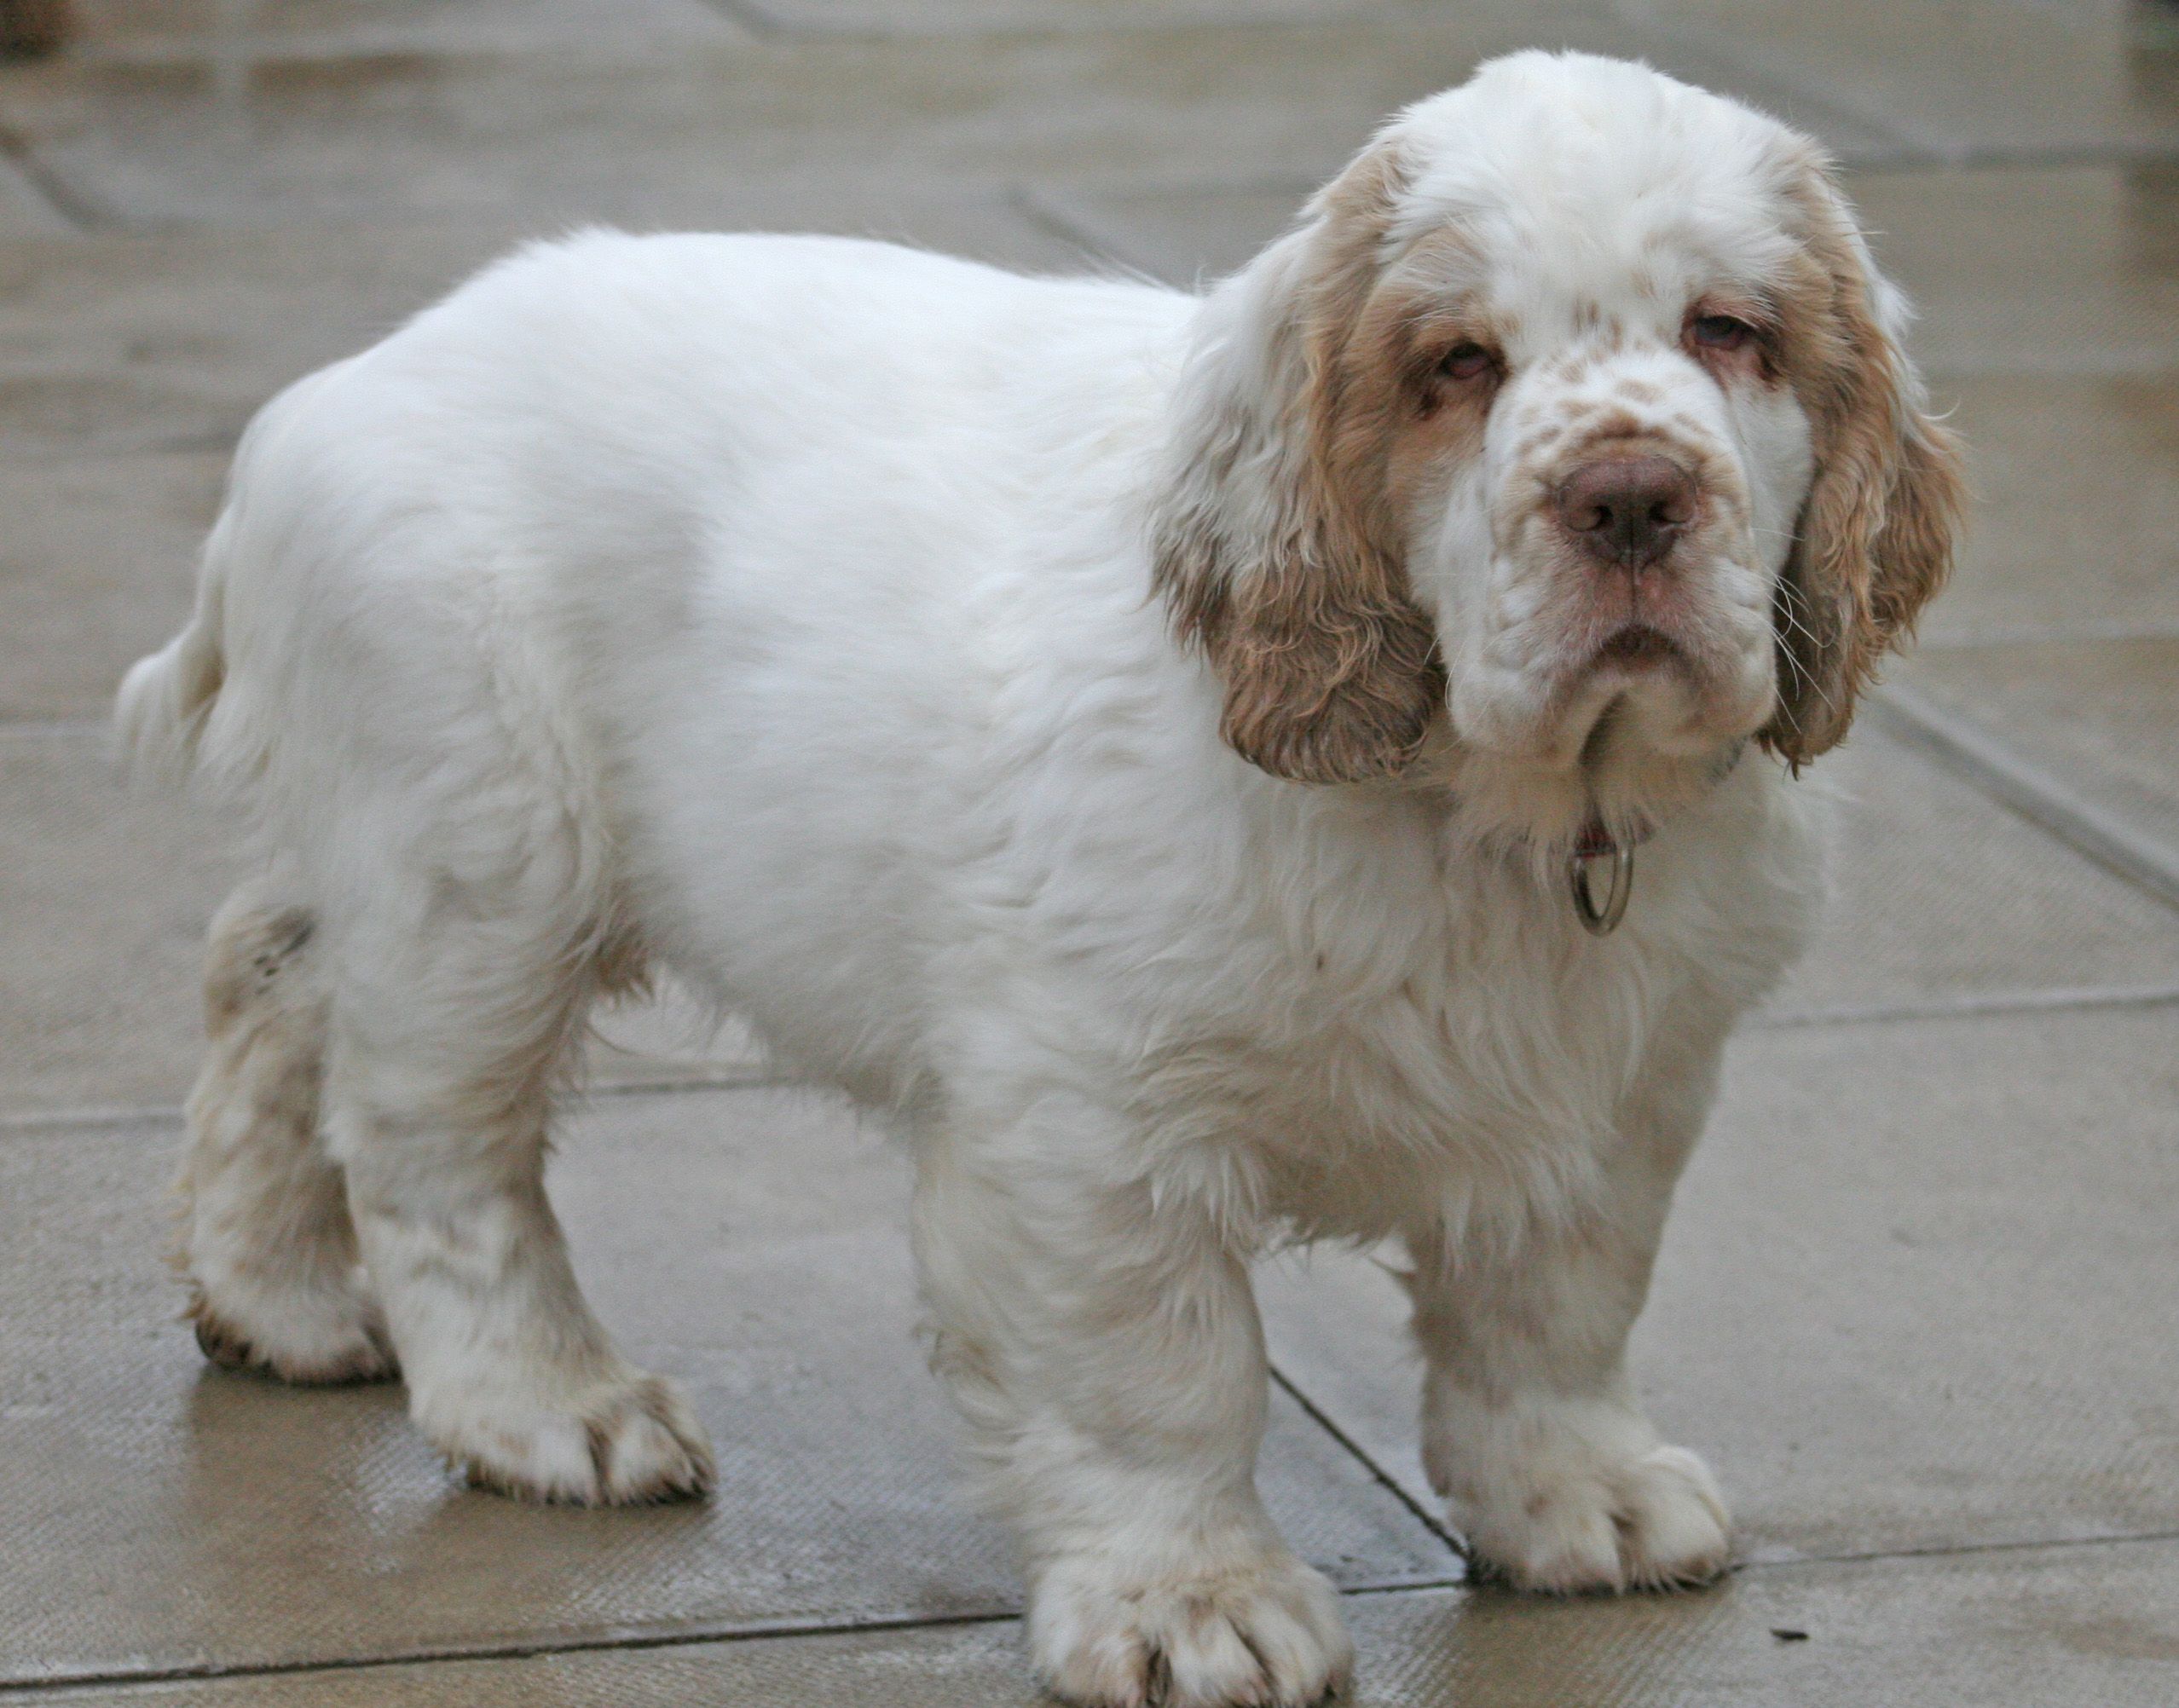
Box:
2, 2, 2175, 1702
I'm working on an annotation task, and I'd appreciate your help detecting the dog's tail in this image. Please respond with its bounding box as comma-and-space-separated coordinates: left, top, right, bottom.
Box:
116, 520, 233, 784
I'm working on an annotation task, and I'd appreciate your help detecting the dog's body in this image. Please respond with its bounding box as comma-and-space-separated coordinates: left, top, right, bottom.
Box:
120, 54, 1958, 1708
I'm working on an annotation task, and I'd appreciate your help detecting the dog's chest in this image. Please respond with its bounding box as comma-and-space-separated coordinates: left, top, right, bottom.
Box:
1146, 861, 1685, 1245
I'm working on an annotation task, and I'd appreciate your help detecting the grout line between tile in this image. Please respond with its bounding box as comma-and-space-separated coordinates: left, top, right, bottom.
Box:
1733, 1525, 2179, 1576
0, 1607, 1023, 1699
1351, 1524, 2179, 1597
1870, 686, 2179, 912
0, 717, 119, 739
1606, 2, 1933, 156
1752, 982, 2179, 1030
0, 1567, 1461, 1697
11, 1532, 2179, 1697
1915, 621, 2179, 650
0, 130, 107, 233
1267, 1365, 1467, 1561
1599, 7, 2179, 173
1862, 138, 2179, 172
0, 1070, 799, 1137
699, 0, 783, 34
1003, 184, 1151, 276
0, 1103, 184, 1135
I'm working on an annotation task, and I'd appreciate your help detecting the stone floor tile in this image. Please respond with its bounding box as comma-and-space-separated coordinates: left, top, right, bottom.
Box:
1035, 45, 1925, 285
1844, 165, 2179, 378
0, 222, 529, 454
736, 0, 1443, 32
0, 12, 1910, 231
1918, 372, 2179, 647
0, 451, 226, 719
16, 1539, 2179, 1705
1350, 1544, 2179, 1708
1259, 1006, 2179, 1564
61, 0, 744, 58
1616, 0, 2179, 163
0, 724, 242, 1115
1893, 638, 2179, 872
0, 1085, 1453, 1686
1034, 180, 1298, 283
0, 203, 1090, 458
0, 727, 766, 1116
0, 153, 71, 236
1763, 723, 2179, 1020
644, 4, 1916, 175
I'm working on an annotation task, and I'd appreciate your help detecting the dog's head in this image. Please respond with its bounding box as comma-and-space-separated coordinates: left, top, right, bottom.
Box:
1153, 51, 1962, 844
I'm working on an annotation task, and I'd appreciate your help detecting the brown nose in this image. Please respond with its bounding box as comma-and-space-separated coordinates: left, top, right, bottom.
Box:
1554, 456, 1697, 572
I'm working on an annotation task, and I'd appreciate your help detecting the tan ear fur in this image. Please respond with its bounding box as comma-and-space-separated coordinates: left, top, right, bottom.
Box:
1152, 143, 1446, 785
1763, 158, 1967, 766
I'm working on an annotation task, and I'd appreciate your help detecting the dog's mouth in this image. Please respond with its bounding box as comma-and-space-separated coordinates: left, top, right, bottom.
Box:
1592, 624, 1685, 668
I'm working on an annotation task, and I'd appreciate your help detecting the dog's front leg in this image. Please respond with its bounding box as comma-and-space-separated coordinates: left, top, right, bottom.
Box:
1409, 1028, 1735, 1595
914, 1107, 1350, 1708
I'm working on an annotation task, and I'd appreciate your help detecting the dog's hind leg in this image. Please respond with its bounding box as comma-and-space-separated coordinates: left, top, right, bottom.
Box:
316, 834, 714, 1507
176, 875, 396, 1385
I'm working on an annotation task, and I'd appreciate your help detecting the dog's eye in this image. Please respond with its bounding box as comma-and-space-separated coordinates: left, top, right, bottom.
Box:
1438, 342, 1496, 381
1689, 314, 1754, 351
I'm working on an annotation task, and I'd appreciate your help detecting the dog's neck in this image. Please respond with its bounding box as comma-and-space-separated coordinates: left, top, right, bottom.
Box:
1399, 723, 1750, 873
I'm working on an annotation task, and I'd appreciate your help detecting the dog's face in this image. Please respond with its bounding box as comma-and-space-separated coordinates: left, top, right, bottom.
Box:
1155, 51, 1964, 845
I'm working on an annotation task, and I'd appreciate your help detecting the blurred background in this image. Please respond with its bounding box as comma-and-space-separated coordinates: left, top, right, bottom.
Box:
0, 3, 2175, 1704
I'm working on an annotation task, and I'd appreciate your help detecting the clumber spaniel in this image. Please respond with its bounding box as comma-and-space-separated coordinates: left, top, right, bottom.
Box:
120, 51, 1960, 1708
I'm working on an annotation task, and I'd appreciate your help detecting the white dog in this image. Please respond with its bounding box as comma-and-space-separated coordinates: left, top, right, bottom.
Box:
119, 51, 1960, 1708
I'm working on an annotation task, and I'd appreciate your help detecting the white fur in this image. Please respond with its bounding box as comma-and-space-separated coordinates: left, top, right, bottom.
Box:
115, 53, 1918, 1708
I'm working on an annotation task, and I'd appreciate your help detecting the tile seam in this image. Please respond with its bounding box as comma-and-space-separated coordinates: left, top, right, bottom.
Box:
0, 131, 102, 233
0, 1572, 1457, 1695
1003, 184, 1152, 275
698, 0, 784, 35
8, 1532, 2179, 1697
1268, 1365, 1468, 1561
1733, 1526, 2179, 1574
1913, 623, 2179, 650
1604, 2, 1938, 157
1752, 982, 2179, 1030
0, 1070, 802, 1136
1870, 686, 2179, 913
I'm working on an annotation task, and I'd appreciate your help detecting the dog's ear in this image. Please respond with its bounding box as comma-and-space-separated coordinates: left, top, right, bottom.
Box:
1763, 154, 1967, 767
1150, 141, 1445, 785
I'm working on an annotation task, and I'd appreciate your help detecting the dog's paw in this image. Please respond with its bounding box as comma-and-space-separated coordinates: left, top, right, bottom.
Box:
1436, 1417, 1731, 1594
185, 1273, 398, 1386
425, 1372, 716, 1505
1029, 1543, 1352, 1708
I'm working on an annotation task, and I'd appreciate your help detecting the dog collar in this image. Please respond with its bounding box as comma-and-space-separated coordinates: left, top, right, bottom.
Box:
1569, 821, 1641, 937
1565, 738, 1748, 938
